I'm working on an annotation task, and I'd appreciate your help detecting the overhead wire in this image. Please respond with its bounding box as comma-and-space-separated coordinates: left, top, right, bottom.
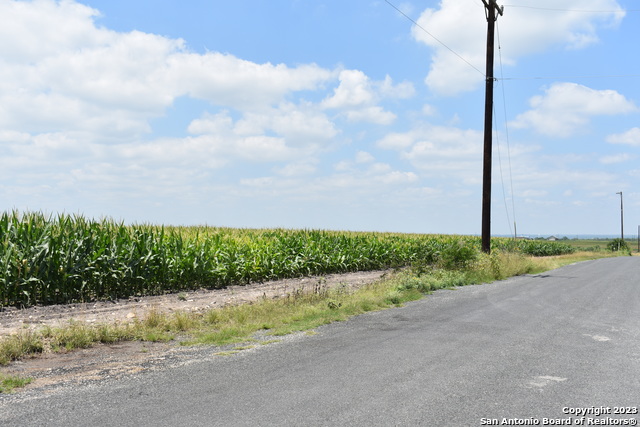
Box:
386, 0, 635, 237
495, 21, 518, 239
493, 112, 513, 237
384, 1, 640, 82
503, 5, 638, 13
384, 0, 485, 77
386, 0, 518, 236
499, 74, 640, 81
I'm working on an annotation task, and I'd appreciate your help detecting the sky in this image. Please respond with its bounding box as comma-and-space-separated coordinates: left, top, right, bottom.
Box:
1, 0, 639, 236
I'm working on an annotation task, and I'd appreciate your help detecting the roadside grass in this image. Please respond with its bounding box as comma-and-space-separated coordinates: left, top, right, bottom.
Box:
0, 249, 620, 390
0, 373, 33, 393
523, 250, 621, 272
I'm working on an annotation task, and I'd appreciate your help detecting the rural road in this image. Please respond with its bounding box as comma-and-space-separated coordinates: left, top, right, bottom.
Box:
1, 257, 639, 426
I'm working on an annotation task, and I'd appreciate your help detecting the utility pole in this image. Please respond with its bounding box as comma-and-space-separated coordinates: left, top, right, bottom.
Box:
616, 191, 624, 242
481, 0, 504, 254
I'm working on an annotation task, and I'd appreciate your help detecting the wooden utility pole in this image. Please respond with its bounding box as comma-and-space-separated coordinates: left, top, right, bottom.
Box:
481, 0, 503, 254
616, 191, 624, 242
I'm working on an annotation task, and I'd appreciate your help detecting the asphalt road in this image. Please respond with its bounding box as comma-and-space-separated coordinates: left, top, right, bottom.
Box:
1, 257, 639, 426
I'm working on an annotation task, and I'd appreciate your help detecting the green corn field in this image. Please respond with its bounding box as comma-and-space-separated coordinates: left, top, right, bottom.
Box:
0, 211, 574, 308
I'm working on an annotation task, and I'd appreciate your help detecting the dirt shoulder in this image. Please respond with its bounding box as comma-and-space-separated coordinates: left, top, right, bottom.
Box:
0, 270, 392, 395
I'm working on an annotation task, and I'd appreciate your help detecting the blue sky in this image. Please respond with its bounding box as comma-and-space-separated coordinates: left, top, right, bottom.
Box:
1, 0, 639, 236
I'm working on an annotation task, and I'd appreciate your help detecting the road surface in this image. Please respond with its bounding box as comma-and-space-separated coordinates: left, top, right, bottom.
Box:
1, 256, 639, 426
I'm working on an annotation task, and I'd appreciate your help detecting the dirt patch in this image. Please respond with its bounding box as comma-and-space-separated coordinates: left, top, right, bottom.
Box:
0, 270, 392, 394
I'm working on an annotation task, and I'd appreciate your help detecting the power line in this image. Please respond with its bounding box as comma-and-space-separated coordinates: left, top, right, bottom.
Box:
496, 21, 517, 239
493, 103, 512, 237
493, 25, 511, 237
499, 74, 640, 81
503, 5, 636, 13
384, 0, 485, 77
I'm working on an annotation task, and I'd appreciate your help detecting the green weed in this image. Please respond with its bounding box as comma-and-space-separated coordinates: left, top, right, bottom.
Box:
0, 373, 33, 393
0, 330, 43, 364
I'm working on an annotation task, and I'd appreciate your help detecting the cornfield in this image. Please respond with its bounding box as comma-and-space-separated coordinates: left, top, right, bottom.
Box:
0, 211, 574, 307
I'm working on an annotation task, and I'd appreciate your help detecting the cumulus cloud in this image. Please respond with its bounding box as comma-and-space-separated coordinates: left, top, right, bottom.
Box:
412, 0, 625, 96
607, 127, 640, 146
376, 125, 483, 185
322, 70, 376, 109
376, 132, 415, 150
0, 0, 344, 144
319, 164, 418, 190
355, 151, 375, 164
273, 161, 318, 177
169, 52, 334, 111
185, 103, 338, 165
378, 75, 415, 99
344, 107, 396, 125
0, 0, 426, 209
0, 3, 183, 137
0, 0, 105, 61
0, 0, 420, 194
0, 0, 356, 146
321, 70, 413, 124
510, 83, 637, 137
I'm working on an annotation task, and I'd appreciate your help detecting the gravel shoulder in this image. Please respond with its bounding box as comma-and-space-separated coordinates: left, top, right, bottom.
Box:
0, 270, 392, 394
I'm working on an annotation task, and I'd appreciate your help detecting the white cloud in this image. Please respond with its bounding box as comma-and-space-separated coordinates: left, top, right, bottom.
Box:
376, 132, 415, 150
378, 75, 415, 99
321, 70, 410, 124
0, 0, 339, 142
322, 70, 376, 109
239, 177, 275, 188
188, 111, 234, 135
232, 104, 338, 145
236, 136, 292, 162
510, 83, 637, 137
423, 50, 484, 97
508, 162, 619, 207
116, 135, 228, 170
607, 127, 640, 146
377, 170, 418, 185
317, 166, 418, 190
333, 161, 352, 172
0, 0, 427, 209
377, 125, 483, 185
0, 0, 367, 187
599, 153, 634, 164
521, 189, 549, 198
421, 104, 437, 116
169, 52, 334, 110
344, 106, 396, 125
369, 162, 392, 174
0, 0, 105, 62
355, 151, 375, 164
413, 0, 625, 95
0, 4, 183, 136
186, 103, 338, 164
274, 161, 318, 177
0, 0, 416, 201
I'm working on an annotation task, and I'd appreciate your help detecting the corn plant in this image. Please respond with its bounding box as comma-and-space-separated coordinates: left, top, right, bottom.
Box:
0, 211, 575, 308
